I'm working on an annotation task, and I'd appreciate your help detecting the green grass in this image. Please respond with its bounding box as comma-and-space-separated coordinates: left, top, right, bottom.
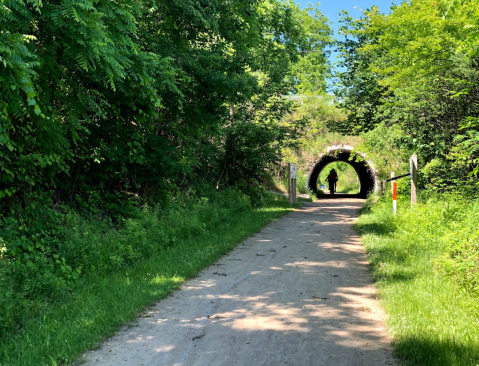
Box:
0, 194, 302, 366
356, 195, 479, 366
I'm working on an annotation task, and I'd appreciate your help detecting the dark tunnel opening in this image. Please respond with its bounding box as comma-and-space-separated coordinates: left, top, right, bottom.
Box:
307, 149, 376, 199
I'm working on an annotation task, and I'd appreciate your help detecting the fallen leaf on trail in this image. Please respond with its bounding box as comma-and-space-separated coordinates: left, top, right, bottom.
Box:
192, 334, 205, 341
312, 297, 330, 300
256, 254, 265, 256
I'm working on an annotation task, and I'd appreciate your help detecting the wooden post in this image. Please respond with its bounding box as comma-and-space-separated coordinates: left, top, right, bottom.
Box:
288, 163, 297, 205
293, 175, 297, 203
381, 180, 386, 195
288, 163, 291, 203
410, 154, 418, 206
391, 172, 395, 194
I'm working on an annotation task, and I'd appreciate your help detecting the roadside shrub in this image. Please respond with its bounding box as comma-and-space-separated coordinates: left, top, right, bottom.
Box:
434, 199, 479, 296
358, 193, 479, 297
0, 187, 254, 339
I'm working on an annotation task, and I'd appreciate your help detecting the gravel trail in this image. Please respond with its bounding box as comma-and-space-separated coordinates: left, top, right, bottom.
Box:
82, 199, 398, 366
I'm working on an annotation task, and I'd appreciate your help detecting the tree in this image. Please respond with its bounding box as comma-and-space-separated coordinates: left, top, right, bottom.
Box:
332, 7, 389, 135
333, 0, 479, 193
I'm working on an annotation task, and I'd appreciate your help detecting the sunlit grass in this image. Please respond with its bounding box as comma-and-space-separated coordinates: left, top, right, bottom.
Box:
356, 196, 479, 366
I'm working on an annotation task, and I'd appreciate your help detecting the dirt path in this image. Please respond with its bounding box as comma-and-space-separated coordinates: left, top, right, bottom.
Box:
83, 199, 398, 366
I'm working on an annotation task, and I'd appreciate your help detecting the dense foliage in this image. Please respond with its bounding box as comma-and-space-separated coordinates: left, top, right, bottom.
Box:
1, 0, 332, 206
334, 0, 479, 192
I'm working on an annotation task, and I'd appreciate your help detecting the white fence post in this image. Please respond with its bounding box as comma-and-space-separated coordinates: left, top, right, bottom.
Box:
393, 181, 397, 215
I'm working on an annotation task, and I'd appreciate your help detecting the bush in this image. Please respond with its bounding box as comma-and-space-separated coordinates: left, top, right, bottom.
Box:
0, 187, 253, 339
357, 193, 479, 297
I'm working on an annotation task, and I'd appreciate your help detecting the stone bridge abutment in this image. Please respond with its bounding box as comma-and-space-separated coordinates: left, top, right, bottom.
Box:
307, 145, 378, 198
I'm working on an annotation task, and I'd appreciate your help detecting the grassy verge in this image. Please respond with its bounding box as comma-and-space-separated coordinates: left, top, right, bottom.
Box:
0, 193, 303, 366
356, 195, 479, 366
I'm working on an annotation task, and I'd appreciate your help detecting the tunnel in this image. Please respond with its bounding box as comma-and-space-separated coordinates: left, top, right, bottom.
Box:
307, 145, 378, 199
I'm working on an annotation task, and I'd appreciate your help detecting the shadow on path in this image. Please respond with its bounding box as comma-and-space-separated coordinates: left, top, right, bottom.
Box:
83, 199, 398, 366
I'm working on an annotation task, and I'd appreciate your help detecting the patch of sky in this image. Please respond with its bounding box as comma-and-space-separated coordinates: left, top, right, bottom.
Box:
294, 1, 396, 87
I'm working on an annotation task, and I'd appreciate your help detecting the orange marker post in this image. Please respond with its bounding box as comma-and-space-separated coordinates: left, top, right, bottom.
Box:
393, 181, 397, 215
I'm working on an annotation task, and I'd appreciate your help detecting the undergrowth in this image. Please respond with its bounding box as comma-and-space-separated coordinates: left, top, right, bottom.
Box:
356, 193, 479, 366
0, 190, 301, 365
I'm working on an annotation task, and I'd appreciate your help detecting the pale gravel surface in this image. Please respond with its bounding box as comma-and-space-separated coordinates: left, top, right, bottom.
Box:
81, 199, 398, 366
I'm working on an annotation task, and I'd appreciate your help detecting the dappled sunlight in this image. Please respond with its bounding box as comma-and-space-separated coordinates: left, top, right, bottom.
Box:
313, 220, 354, 225
230, 315, 308, 332
213, 304, 310, 332
150, 275, 185, 285
82, 199, 397, 366
181, 279, 218, 290
284, 260, 351, 270
206, 294, 269, 302
284, 260, 326, 269
153, 345, 176, 353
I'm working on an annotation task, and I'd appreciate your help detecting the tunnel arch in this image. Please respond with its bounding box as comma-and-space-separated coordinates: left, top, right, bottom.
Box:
307, 145, 378, 198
